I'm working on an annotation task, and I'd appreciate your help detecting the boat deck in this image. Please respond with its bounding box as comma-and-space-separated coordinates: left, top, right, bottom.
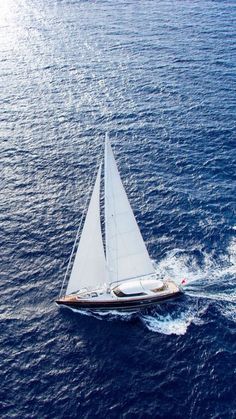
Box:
57, 280, 181, 304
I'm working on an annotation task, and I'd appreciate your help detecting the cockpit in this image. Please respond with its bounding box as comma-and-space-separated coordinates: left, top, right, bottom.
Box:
112, 287, 146, 298
111, 277, 166, 298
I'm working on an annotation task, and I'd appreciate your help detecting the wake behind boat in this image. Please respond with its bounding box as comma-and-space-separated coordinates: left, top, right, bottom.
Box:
56, 135, 183, 312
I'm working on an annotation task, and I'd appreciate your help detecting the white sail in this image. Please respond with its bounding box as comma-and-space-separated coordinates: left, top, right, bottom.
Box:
66, 164, 107, 295
105, 136, 155, 285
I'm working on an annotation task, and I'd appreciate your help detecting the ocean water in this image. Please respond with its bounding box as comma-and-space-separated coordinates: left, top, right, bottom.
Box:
1, 0, 236, 418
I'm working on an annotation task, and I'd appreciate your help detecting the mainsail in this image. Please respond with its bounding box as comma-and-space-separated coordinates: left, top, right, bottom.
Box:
66, 164, 107, 295
105, 136, 155, 285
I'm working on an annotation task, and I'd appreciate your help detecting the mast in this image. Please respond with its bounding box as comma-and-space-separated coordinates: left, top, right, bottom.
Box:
104, 133, 110, 277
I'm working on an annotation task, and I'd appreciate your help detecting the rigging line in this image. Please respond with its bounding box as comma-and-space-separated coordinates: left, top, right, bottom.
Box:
105, 133, 118, 286
104, 132, 109, 266
104, 135, 114, 288
59, 143, 104, 298
109, 142, 119, 287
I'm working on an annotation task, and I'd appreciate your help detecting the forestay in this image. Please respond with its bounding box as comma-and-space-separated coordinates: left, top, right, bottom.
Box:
104, 137, 155, 285
66, 164, 107, 295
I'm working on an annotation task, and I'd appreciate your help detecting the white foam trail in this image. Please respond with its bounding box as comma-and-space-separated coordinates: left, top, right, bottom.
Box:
67, 304, 198, 335
185, 291, 236, 303
88, 310, 136, 321
140, 300, 209, 335
66, 306, 135, 321
154, 238, 236, 287
141, 312, 193, 335
153, 248, 206, 286
141, 238, 236, 333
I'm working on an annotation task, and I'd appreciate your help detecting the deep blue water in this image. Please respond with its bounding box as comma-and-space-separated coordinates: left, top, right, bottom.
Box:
1, 0, 236, 418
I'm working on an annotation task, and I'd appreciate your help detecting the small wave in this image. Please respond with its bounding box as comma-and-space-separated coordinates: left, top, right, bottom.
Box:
218, 302, 236, 323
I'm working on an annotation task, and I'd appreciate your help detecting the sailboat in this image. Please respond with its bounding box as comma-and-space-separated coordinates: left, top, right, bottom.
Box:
56, 135, 183, 312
